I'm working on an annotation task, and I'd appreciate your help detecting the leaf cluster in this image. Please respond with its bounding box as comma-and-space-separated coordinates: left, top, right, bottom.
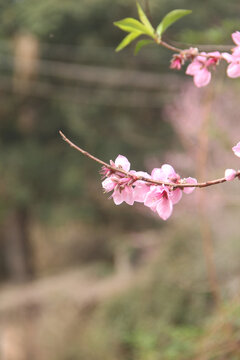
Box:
114, 2, 191, 54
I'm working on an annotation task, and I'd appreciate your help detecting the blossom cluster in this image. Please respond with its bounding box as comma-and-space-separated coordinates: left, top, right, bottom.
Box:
102, 155, 197, 220
170, 31, 240, 88
101, 141, 240, 221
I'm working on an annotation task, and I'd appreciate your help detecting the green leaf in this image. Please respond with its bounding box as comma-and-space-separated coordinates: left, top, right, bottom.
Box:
114, 17, 148, 35
156, 9, 192, 37
136, 2, 154, 38
115, 32, 142, 52
134, 39, 154, 55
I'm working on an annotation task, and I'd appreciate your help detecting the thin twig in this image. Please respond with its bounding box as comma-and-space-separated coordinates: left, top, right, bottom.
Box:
158, 39, 226, 60
59, 131, 240, 189
159, 40, 183, 53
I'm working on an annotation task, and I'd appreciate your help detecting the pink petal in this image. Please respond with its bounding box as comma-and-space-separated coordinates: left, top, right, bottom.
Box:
102, 177, 115, 192
197, 53, 207, 62
232, 46, 240, 57
232, 31, 240, 45
133, 183, 150, 202
133, 171, 151, 178
156, 197, 173, 220
122, 187, 135, 205
144, 187, 160, 211
232, 142, 240, 157
169, 188, 182, 205
183, 177, 197, 194
222, 52, 233, 63
112, 187, 134, 205
194, 68, 211, 87
227, 63, 240, 78
112, 189, 124, 205
161, 164, 177, 179
186, 60, 201, 75
115, 155, 131, 172
151, 168, 165, 181
225, 169, 237, 181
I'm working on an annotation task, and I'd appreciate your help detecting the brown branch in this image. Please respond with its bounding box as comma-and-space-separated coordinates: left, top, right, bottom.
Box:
157, 39, 225, 60
158, 39, 183, 53
59, 131, 240, 189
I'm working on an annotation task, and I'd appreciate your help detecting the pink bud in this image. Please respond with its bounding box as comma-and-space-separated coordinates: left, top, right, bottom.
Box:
225, 169, 237, 181
170, 55, 182, 70
232, 142, 240, 157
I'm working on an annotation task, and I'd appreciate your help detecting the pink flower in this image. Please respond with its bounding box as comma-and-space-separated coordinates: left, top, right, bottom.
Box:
222, 52, 240, 78
102, 155, 135, 205
222, 32, 240, 78
186, 52, 220, 87
170, 54, 183, 70
151, 164, 180, 183
231, 31, 240, 57
224, 169, 237, 181
144, 186, 173, 220
102, 157, 197, 221
151, 164, 182, 204
232, 141, 240, 157
144, 164, 188, 220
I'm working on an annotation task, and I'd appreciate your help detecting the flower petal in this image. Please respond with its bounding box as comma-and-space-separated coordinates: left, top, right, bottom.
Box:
227, 63, 240, 78
186, 60, 201, 75
144, 187, 161, 211
232, 31, 240, 45
133, 183, 150, 203
151, 168, 165, 181
161, 164, 177, 179
232, 46, 240, 57
194, 68, 211, 87
169, 188, 182, 204
122, 187, 135, 205
222, 52, 233, 63
102, 177, 115, 192
115, 155, 131, 172
156, 196, 173, 220
112, 189, 124, 205
183, 177, 197, 194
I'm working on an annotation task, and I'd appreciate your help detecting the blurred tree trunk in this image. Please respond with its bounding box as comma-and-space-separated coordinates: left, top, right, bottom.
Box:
0, 33, 40, 283
1, 208, 34, 282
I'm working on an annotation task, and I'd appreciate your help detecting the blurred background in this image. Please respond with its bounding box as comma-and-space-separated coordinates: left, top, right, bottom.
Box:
0, 0, 240, 359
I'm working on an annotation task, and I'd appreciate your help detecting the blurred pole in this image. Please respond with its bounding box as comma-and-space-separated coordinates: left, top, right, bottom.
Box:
13, 33, 39, 95
13, 33, 39, 133
197, 86, 220, 308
